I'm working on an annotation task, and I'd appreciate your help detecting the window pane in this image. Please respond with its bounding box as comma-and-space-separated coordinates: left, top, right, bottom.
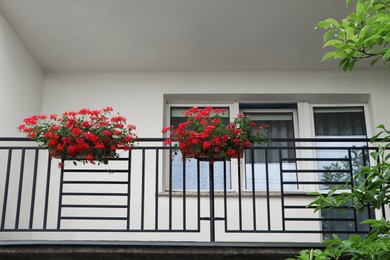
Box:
314, 107, 367, 189
244, 112, 297, 191
313, 106, 370, 239
170, 107, 231, 191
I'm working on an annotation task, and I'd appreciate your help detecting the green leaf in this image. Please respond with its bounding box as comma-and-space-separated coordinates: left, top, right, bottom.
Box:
324, 18, 340, 28
322, 52, 336, 61
346, 0, 352, 7
323, 39, 343, 48
384, 49, 390, 60
356, 3, 364, 13
338, 58, 348, 68
371, 56, 382, 66
323, 30, 334, 42
316, 21, 331, 29
348, 59, 357, 71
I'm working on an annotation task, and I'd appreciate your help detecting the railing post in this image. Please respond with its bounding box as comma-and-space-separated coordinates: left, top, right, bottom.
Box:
209, 161, 215, 242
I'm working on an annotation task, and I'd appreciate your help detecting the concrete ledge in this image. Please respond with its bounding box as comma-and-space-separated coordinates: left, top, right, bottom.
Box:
0, 241, 324, 260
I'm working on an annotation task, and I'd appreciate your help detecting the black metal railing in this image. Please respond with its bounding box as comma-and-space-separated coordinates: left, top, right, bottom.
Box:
0, 137, 387, 242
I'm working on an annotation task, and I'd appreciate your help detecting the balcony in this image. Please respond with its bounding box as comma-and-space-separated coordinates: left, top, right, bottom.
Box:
0, 137, 387, 248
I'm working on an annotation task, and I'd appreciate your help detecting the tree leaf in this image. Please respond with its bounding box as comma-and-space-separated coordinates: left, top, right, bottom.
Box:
324, 18, 340, 27
384, 49, 390, 60
322, 52, 336, 61
324, 30, 335, 42
323, 39, 343, 48
371, 56, 382, 66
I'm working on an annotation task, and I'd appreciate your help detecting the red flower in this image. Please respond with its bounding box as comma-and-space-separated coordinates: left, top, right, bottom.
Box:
124, 135, 133, 142
72, 128, 81, 136
86, 154, 94, 162
95, 143, 105, 149
19, 106, 138, 166
202, 141, 211, 151
103, 130, 112, 137
163, 139, 172, 145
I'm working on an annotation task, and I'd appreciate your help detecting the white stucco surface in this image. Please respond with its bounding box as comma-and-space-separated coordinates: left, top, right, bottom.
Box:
0, 11, 43, 136
42, 71, 389, 137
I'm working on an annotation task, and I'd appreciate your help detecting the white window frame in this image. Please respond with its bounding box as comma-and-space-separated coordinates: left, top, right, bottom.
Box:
163, 101, 373, 193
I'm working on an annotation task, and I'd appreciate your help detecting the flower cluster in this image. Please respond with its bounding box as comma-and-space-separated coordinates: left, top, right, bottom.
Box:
162, 107, 269, 161
18, 107, 137, 167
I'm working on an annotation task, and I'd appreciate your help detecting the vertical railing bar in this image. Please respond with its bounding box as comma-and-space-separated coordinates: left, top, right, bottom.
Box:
279, 148, 286, 231
209, 162, 215, 242
362, 148, 373, 221
29, 149, 39, 229
56, 159, 65, 230
348, 149, 359, 232
237, 156, 243, 231
43, 154, 52, 229
223, 160, 228, 232
265, 147, 271, 231
182, 154, 186, 230
154, 149, 159, 230
250, 149, 257, 231
375, 147, 387, 220
127, 150, 132, 230
169, 148, 173, 230
1, 149, 13, 229
141, 149, 146, 231
15, 149, 26, 229
197, 158, 201, 231
375, 146, 387, 220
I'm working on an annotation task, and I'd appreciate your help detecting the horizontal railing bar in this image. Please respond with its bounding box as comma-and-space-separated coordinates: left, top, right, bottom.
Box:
282, 169, 350, 173
284, 205, 355, 209
285, 218, 355, 222
281, 158, 350, 162
63, 169, 129, 173
0, 229, 201, 232
0, 146, 39, 149
61, 204, 128, 208
62, 192, 128, 196
62, 181, 128, 184
248, 146, 372, 150
0, 137, 378, 142
225, 230, 369, 234
283, 181, 347, 185
61, 217, 127, 220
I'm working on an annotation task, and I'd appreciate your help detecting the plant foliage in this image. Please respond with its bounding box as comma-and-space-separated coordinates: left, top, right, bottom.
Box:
162, 106, 269, 161
316, 0, 390, 71
289, 125, 390, 259
18, 107, 137, 167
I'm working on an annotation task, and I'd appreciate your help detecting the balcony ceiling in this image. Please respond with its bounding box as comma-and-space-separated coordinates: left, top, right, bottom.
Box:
0, 0, 378, 72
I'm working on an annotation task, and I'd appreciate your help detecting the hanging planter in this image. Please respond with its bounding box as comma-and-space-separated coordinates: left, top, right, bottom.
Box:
18, 106, 137, 167
162, 106, 269, 163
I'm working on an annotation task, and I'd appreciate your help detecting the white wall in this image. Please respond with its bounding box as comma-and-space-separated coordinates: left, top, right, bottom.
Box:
43, 70, 390, 137
0, 11, 44, 136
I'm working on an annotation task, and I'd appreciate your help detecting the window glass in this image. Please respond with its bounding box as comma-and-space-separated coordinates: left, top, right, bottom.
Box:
244, 112, 297, 191
313, 106, 370, 239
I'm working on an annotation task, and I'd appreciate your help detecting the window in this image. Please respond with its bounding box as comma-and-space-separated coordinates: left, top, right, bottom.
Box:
169, 106, 231, 190
165, 102, 372, 196
313, 107, 368, 189
312, 106, 371, 239
242, 110, 298, 191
